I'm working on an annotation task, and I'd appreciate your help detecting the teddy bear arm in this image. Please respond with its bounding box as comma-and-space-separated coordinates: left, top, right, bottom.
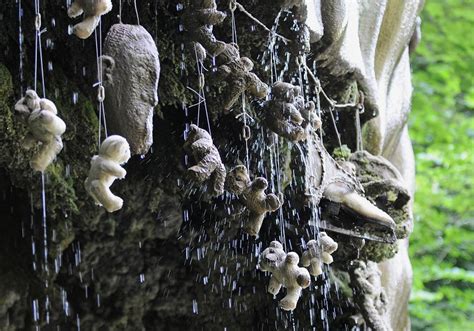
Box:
67, 1, 84, 18
222, 78, 246, 110
245, 72, 268, 99
264, 193, 281, 212
321, 252, 334, 264
14, 99, 31, 116
74, 15, 100, 39
35, 112, 66, 135
279, 286, 301, 311
268, 275, 282, 296
99, 160, 126, 179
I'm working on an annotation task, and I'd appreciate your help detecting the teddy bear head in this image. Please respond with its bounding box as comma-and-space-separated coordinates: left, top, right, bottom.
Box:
272, 82, 301, 102
99, 135, 131, 164
187, 124, 212, 144
225, 165, 251, 195
319, 232, 338, 254
258, 241, 286, 272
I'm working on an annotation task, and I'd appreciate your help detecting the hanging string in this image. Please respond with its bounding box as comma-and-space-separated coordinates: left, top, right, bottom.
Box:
118, 0, 123, 23
18, 0, 25, 95
133, 0, 140, 26
94, 18, 108, 148
355, 91, 365, 151
229, 1, 238, 45
241, 94, 251, 170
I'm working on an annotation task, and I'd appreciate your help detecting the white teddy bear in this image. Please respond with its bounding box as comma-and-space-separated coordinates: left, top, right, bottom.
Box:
15, 90, 66, 172
301, 232, 339, 277
84, 135, 131, 213
258, 241, 311, 311
67, 0, 113, 39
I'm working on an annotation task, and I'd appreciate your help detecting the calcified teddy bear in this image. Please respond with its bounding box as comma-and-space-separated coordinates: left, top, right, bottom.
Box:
301, 232, 338, 277
15, 90, 66, 172
84, 135, 131, 213
183, 124, 226, 197
259, 241, 311, 311
67, 0, 113, 39
262, 82, 320, 141
225, 165, 281, 236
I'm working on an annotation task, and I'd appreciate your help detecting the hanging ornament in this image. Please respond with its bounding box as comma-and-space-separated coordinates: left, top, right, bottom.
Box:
67, 0, 113, 39
258, 241, 311, 311
15, 90, 66, 172
84, 135, 131, 213
101, 23, 160, 155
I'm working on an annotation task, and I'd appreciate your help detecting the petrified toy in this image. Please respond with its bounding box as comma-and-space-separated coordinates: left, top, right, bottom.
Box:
225, 165, 281, 236
67, 0, 112, 39
101, 24, 160, 155
349, 260, 389, 331
14, 90, 66, 172
183, 124, 226, 197
294, 131, 396, 242
262, 82, 319, 141
215, 55, 269, 111
301, 232, 338, 276
84, 135, 131, 213
182, 0, 227, 56
258, 241, 311, 311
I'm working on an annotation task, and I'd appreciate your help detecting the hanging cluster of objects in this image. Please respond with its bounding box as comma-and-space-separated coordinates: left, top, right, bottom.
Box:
12, 0, 409, 316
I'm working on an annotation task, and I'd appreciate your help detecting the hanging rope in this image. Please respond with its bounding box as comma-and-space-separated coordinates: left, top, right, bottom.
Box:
94, 19, 108, 148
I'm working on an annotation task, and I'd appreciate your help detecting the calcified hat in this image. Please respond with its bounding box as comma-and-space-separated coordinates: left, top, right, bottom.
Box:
102, 24, 160, 155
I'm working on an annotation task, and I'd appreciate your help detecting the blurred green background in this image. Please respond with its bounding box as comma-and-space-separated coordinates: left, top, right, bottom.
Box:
409, 0, 474, 330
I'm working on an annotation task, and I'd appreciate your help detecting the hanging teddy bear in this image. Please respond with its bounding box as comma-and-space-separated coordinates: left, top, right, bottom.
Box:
225, 165, 281, 236
67, 0, 113, 39
262, 82, 320, 142
183, 124, 226, 197
300, 232, 338, 277
14, 90, 66, 172
258, 241, 311, 311
84, 135, 131, 213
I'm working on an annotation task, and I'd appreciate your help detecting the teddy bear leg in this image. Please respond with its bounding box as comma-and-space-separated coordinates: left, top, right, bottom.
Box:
207, 163, 226, 196
243, 212, 265, 236
310, 260, 323, 277
267, 275, 282, 296
67, 1, 83, 18
90, 181, 123, 213
321, 252, 333, 264
279, 287, 301, 311
188, 152, 218, 183
74, 15, 100, 39
30, 139, 62, 172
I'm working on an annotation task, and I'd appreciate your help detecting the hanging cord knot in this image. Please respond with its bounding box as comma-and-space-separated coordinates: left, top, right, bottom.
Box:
242, 125, 251, 141
35, 13, 41, 31
357, 91, 365, 114
229, 0, 237, 12
97, 85, 105, 103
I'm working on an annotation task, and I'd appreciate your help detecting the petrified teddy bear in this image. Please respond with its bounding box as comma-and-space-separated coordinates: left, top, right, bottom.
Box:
84, 135, 131, 213
301, 232, 338, 277
14, 90, 66, 172
183, 124, 226, 197
225, 165, 281, 236
67, 0, 113, 39
258, 241, 311, 311
262, 82, 320, 141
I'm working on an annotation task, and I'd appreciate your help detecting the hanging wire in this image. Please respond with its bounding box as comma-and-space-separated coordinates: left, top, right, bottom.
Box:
94, 18, 108, 148
118, 0, 123, 23
133, 0, 140, 25
18, 0, 24, 95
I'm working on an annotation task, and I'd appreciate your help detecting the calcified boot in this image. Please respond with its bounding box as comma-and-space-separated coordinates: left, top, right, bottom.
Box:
303, 132, 396, 232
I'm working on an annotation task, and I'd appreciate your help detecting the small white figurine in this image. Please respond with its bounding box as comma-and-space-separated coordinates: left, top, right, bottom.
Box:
15, 90, 66, 172
84, 135, 131, 213
301, 232, 339, 277
258, 241, 311, 311
67, 0, 113, 39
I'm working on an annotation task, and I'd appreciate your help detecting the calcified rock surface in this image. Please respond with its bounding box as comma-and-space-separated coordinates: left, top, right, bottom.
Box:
0, 0, 421, 330
102, 23, 160, 155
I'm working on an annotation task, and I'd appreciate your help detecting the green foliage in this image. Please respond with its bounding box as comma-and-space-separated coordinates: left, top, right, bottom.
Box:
409, 0, 474, 330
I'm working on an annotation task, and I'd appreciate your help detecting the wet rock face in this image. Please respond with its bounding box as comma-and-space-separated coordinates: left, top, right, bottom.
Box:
102, 24, 160, 155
